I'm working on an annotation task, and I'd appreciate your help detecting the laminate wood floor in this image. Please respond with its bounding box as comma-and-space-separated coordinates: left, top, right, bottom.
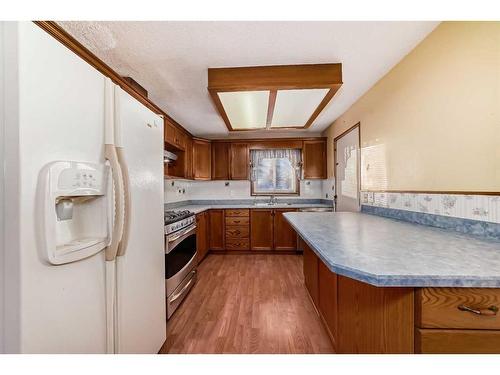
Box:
160, 254, 334, 354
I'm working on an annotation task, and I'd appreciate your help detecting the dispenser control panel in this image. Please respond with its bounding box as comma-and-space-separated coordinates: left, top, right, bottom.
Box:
56, 162, 107, 196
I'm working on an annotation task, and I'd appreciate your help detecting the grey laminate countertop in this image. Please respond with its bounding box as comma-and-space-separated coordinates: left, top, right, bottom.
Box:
284, 211, 500, 288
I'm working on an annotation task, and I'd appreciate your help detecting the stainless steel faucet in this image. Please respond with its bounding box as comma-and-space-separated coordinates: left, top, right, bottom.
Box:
269, 195, 277, 205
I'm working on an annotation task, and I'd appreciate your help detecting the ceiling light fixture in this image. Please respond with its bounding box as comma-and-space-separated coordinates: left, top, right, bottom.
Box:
207, 63, 342, 131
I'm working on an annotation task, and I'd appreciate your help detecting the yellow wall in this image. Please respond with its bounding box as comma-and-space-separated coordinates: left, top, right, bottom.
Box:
323, 22, 500, 192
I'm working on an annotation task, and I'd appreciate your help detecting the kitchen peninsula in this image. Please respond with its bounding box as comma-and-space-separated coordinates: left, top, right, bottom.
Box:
285, 212, 500, 354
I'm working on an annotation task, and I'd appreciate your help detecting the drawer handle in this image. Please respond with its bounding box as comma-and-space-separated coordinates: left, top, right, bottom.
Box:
458, 304, 499, 316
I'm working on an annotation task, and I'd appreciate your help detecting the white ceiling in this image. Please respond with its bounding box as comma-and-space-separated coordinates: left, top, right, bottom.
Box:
58, 21, 439, 138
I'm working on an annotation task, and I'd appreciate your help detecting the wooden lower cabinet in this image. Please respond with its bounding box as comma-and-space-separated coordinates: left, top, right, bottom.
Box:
225, 209, 249, 250
250, 209, 274, 251
416, 328, 500, 354
303, 243, 319, 306
415, 287, 500, 330
414, 287, 500, 353
300, 237, 500, 354
196, 211, 209, 263
208, 209, 224, 250
303, 238, 414, 354
318, 261, 338, 351
273, 209, 297, 251
337, 276, 414, 354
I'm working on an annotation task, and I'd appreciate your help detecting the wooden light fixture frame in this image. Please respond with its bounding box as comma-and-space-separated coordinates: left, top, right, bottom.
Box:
208, 63, 343, 132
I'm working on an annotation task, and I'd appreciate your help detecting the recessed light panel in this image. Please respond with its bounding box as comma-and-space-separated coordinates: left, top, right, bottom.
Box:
271, 89, 330, 128
218, 91, 269, 130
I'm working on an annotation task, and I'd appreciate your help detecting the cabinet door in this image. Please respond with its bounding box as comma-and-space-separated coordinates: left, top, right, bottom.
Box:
230, 143, 248, 180
193, 139, 211, 180
337, 275, 414, 354
318, 261, 338, 349
273, 209, 298, 251
185, 136, 193, 179
176, 130, 187, 150
303, 140, 327, 179
303, 242, 319, 306
196, 212, 208, 263
250, 209, 274, 251
164, 120, 177, 146
209, 209, 225, 250
211, 142, 230, 180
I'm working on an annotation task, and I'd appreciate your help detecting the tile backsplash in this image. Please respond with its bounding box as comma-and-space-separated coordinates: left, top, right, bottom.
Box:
165, 179, 325, 203
362, 191, 500, 224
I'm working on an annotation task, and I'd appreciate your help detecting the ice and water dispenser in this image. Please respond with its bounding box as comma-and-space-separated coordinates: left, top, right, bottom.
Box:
40, 161, 110, 265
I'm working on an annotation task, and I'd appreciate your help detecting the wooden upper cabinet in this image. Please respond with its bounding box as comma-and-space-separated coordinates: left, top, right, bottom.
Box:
164, 120, 177, 146
303, 139, 327, 179
211, 142, 230, 180
193, 139, 211, 180
230, 143, 248, 180
185, 136, 193, 179
176, 130, 187, 150
164, 119, 186, 150
303, 242, 319, 306
273, 209, 297, 251
250, 209, 274, 251
208, 209, 225, 251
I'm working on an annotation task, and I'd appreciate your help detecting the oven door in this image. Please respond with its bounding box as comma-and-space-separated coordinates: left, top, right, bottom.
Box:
165, 224, 197, 297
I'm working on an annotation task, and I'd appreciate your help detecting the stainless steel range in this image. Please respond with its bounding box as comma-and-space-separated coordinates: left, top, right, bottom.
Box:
165, 210, 197, 319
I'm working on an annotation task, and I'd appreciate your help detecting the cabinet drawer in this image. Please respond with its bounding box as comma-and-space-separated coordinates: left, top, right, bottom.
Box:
225, 239, 249, 250
416, 288, 500, 330
225, 217, 249, 226
416, 328, 500, 354
225, 209, 249, 217
225, 226, 249, 239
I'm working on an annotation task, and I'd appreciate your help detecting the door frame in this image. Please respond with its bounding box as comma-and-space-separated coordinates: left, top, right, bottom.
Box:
333, 122, 361, 211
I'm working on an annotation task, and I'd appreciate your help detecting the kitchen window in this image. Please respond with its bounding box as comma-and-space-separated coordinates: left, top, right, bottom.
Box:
250, 149, 301, 195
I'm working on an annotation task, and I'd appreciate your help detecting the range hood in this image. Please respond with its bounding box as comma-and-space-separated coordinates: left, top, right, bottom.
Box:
164, 150, 178, 164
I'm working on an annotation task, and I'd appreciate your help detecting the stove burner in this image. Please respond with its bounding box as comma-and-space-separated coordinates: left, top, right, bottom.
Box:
164, 210, 194, 225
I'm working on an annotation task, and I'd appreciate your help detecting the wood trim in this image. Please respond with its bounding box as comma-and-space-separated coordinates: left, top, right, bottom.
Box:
208, 64, 343, 91
122, 76, 148, 98
33, 21, 191, 138
208, 89, 234, 131
266, 90, 277, 128
334, 123, 361, 204
333, 122, 361, 143
304, 86, 341, 129
361, 190, 500, 196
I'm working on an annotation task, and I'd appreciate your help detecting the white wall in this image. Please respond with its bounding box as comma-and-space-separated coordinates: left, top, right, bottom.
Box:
164, 179, 324, 204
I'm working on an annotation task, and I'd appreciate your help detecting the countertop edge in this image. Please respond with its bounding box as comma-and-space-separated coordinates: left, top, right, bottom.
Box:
168, 203, 333, 215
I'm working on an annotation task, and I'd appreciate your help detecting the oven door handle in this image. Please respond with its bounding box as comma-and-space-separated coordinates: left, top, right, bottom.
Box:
170, 271, 196, 302
168, 224, 196, 243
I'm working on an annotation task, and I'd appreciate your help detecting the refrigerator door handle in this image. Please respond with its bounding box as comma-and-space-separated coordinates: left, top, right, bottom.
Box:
116, 147, 130, 257
104, 143, 125, 261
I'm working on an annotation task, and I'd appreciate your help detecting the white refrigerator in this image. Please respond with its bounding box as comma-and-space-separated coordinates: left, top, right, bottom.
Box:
1, 22, 166, 353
